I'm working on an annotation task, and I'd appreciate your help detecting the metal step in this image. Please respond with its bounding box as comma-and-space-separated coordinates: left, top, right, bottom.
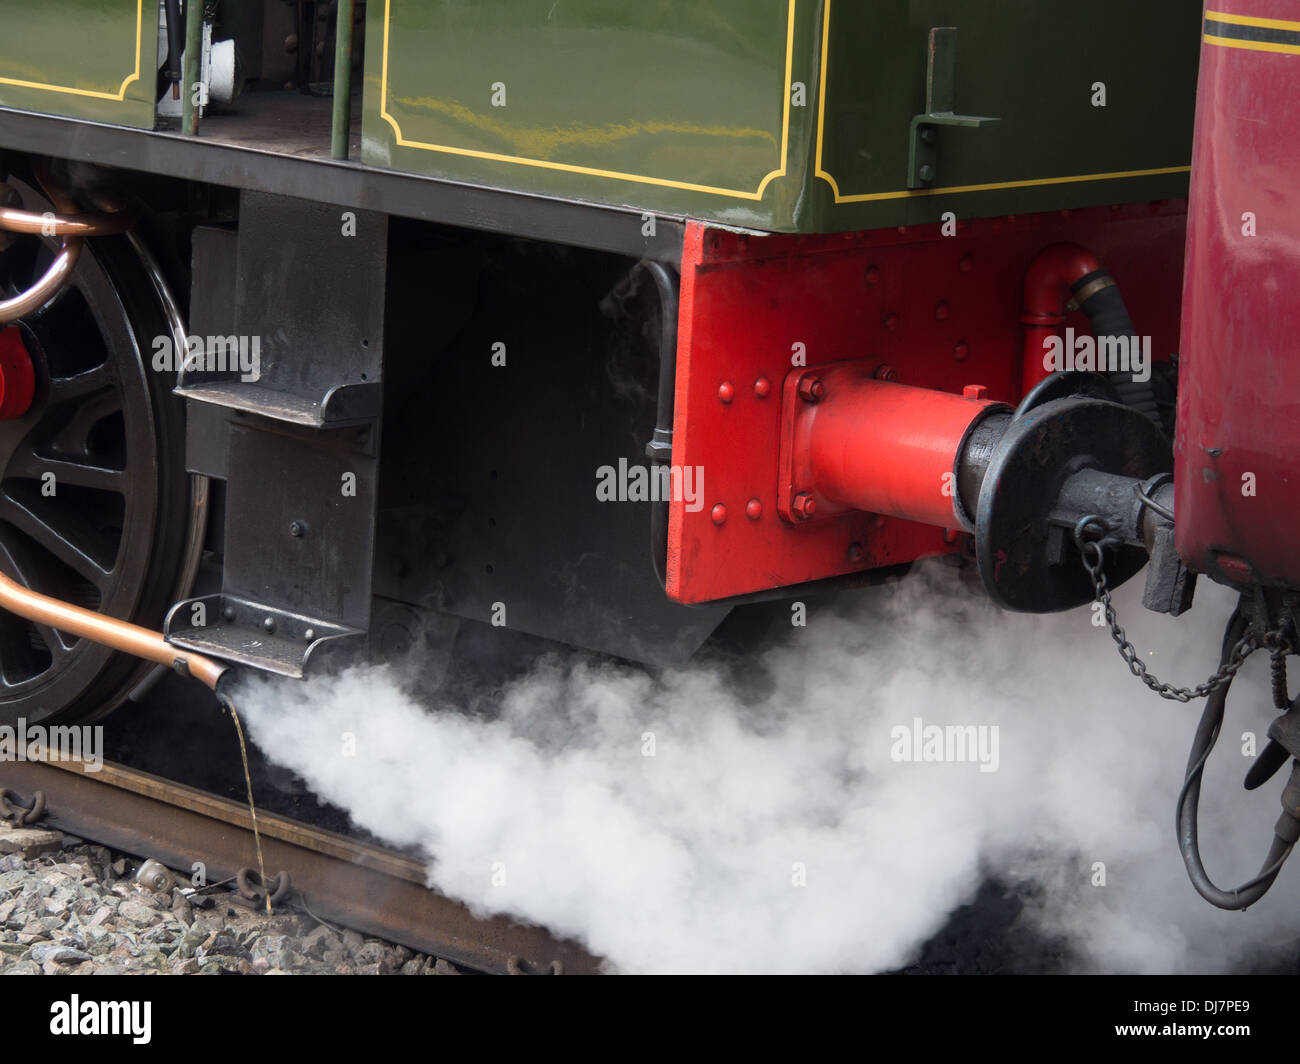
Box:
165, 595, 362, 678
175, 379, 380, 428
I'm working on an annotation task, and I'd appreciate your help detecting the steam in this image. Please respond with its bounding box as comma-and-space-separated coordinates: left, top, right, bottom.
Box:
235, 562, 1300, 973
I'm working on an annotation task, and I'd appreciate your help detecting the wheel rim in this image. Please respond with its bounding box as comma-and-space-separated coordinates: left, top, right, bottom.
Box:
0, 178, 190, 725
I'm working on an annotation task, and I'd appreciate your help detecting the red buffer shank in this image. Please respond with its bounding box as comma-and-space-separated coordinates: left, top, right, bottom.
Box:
780, 362, 1006, 531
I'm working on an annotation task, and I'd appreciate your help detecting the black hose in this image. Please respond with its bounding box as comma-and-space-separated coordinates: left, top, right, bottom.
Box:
639, 261, 677, 589
164, 0, 185, 88
1176, 607, 1295, 909
1069, 269, 1162, 426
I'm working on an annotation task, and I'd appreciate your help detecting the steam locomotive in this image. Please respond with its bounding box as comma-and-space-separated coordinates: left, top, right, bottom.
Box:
0, 1, 1295, 909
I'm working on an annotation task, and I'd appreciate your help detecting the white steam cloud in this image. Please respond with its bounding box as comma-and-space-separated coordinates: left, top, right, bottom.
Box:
235, 561, 1300, 973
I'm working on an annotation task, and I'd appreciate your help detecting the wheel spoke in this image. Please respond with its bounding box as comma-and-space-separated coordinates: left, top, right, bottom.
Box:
47, 362, 112, 404
6, 445, 124, 494
0, 491, 114, 588
0, 529, 67, 683
48, 388, 122, 456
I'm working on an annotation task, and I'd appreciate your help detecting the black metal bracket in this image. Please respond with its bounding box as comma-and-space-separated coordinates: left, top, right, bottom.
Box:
908, 28, 1000, 189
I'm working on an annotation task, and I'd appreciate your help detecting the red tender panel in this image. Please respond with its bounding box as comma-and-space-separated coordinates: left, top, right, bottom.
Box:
669, 206, 1187, 604
1177, 29, 1300, 589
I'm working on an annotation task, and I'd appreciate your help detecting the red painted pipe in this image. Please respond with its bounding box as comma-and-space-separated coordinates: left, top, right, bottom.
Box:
1020, 242, 1102, 397
796, 367, 1003, 529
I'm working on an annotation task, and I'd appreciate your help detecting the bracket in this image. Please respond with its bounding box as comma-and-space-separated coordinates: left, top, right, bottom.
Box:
908, 27, 1000, 189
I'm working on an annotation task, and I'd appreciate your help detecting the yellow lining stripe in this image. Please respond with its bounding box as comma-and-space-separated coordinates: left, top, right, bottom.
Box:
379, 0, 796, 200
1204, 33, 1300, 54
814, 0, 1190, 203
0, 0, 143, 101
1205, 9, 1300, 32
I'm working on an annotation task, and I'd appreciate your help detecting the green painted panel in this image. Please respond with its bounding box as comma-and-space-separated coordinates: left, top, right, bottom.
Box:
0, 0, 157, 129
812, 0, 1202, 229
365, 0, 1200, 233
363, 0, 815, 230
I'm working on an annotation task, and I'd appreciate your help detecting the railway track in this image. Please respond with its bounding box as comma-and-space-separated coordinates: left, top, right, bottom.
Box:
0, 753, 601, 975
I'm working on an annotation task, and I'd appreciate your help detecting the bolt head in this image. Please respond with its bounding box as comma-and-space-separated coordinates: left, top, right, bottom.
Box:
289, 521, 305, 537
711, 504, 727, 526
919, 164, 935, 182
798, 376, 825, 403
262, 617, 276, 633
753, 377, 772, 399
222, 606, 236, 622
746, 498, 763, 521
962, 384, 989, 400
717, 381, 735, 404
874, 364, 899, 382
792, 493, 816, 521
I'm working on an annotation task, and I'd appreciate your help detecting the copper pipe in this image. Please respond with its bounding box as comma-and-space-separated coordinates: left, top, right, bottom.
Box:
0, 236, 81, 323
0, 162, 133, 323
0, 569, 228, 691
0, 205, 134, 237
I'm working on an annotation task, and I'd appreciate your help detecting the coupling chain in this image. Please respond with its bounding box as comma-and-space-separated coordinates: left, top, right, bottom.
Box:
1074, 516, 1289, 702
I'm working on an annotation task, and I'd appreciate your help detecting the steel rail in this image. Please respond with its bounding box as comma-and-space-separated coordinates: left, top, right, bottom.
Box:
0, 754, 601, 975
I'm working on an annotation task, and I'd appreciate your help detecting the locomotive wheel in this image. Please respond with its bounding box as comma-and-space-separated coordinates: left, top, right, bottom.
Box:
0, 179, 196, 726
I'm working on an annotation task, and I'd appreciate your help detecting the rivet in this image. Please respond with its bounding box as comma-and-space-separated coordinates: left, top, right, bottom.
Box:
753, 377, 772, 399
884, 313, 900, 332
954, 342, 969, 362
746, 498, 763, 520
222, 606, 236, 622
718, 381, 735, 404
865, 265, 881, 286
304, 627, 315, 641
935, 301, 950, 321
262, 617, 276, 633
711, 504, 727, 526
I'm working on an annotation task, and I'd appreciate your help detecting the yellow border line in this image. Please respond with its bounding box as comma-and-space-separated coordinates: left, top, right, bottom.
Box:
814, 0, 1190, 203
0, 0, 143, 101
1204, 33, 1300, 55
1205, 9, 1300, 32
380, 0, 795, 200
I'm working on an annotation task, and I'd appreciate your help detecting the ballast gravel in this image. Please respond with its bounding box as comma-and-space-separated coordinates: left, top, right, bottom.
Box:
0, 841, 462, 976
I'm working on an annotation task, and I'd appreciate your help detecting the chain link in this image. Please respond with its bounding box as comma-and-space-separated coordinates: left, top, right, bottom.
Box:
1075, 518, 1285, 702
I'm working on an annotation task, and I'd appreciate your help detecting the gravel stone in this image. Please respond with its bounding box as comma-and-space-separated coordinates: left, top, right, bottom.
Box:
118, 899, 162, 927
31, 943, 91, 965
